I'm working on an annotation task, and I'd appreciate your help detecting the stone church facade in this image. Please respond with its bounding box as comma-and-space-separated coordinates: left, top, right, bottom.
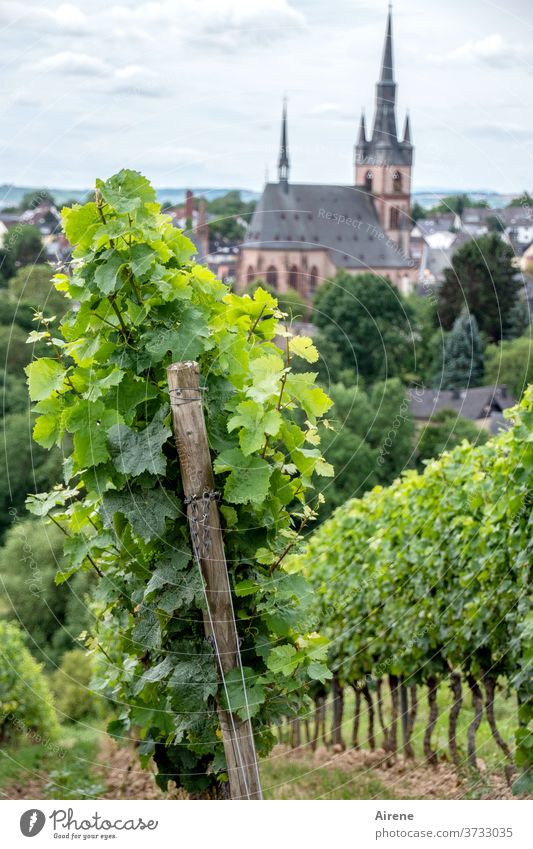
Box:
237, 9, 415, 298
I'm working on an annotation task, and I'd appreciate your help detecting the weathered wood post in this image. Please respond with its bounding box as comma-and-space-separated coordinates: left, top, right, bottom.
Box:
167, 360, 262, 800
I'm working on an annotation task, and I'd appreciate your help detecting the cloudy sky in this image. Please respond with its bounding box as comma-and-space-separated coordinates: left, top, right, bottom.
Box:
0, 0, 532, 192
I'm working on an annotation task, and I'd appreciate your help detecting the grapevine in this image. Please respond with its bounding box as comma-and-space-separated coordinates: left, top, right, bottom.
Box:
26, 169, 333, 795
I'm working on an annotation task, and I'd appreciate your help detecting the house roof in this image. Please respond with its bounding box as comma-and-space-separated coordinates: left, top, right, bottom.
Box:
243, 182, 412, 270
418, 231, 473, 282
409, 385, 516, 421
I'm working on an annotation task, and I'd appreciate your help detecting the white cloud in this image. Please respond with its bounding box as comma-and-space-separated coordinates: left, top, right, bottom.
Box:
2, 0, 305, 48
149, 146, 208, 166
35, 51, 110, 75
310, 103, 341, 115
429, 34, 525, 68
114, 64, 156, 81
0, 2, 90, 35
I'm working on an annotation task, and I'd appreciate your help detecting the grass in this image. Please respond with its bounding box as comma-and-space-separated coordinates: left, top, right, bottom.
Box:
261, 754, 397, 800
0, 723, 104, 800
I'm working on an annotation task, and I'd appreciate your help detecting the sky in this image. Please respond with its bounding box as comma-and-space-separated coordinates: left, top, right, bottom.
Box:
0, 0, 532, 193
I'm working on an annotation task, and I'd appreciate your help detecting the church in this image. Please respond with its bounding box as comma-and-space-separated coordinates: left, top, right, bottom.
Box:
236, 8, 415, 298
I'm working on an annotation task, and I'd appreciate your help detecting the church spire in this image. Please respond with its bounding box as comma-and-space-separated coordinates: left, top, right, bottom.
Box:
380, 4, 394, 82
371, 5, 398, 147
278, 98, 289, 189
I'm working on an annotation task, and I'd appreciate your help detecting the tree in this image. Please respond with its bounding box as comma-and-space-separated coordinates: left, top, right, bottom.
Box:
207, 190, 256, 247
4, 224, 44, 266
313, 378, 414, 522
0, 519, 93, 667
0, 323, 34, 371
486, 215, 505, 233
428, 194, 489, 217
368, 378, 415, 483
8, 264, 67, 316
504, 299, 530, 340
0, 412, 63, 542
0, 370, 28, 417
19, 189, 56, 210
0, 247, 16, 286
437, 233, 520, 341
411, 202, 426, 222
405, 294, 449, 387
507, 191, 533, 209
313, 271, 415, 383
440, 309, 484, 389
485, 334, 533, 399
415, 408, 488, 470
0, 298, 37, 331
0, 621, 60, 743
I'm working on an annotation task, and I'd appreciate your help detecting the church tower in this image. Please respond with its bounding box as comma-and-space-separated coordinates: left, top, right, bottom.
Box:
355, 6, 413, 255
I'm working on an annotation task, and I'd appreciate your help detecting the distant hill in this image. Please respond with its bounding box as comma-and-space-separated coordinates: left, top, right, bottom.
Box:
1, 183, 525, 212
412, 190, 519, 210
0, 185, 260, 211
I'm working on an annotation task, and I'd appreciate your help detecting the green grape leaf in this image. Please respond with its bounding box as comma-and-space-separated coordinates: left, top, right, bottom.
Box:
25, 358, 65, 401
61, 202, 100, 250
98, 169, 156, 214
94, 251, 126, 295
222, 667, 266, 720
266, 644, 301, 677
108, 406, 171, 476
101, 487, 179, 541
74, 426, 110, 468
246, 355, 284, 404
289, 335, 319, 363
307, 660, 332, 683
132, 606, 161, 650
227, 400, 282, 456
168, 642, 218, 712
214, 448, 271, 505
285, 372, 333, 421
133, 656, 174, 695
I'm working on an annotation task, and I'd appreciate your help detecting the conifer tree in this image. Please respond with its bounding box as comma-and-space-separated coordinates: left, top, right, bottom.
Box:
440, 309, 484, 389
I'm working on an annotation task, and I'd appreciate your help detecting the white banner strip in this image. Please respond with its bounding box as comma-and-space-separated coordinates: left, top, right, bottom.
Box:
2, 799, 532, 848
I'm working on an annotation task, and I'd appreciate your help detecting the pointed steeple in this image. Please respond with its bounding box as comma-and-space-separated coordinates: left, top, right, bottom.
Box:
357, 110, 367, 145
380, 5, 394, 82
278, 98, 289, 189
372, 5, 398, 147
402, 112, 412, 145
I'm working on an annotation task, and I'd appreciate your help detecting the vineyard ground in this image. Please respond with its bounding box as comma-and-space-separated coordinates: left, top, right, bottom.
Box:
1, 682, 527, 801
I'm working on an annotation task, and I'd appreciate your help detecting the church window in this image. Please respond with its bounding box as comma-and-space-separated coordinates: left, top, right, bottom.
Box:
246, 265, 255, 284
365, 171, 373, 192
266, 266, 278, 287
393, 170, 402, 192
309, 266, 319, 294
390, 207, 400, 229
288, 265, 299, 289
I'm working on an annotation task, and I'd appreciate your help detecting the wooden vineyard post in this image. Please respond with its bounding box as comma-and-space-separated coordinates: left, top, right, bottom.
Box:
166, 361, 263, 800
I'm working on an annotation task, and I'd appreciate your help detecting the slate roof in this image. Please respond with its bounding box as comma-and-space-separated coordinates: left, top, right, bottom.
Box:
409, 385, 515, 422
413, 215, 457, 237
243, 182, 412, 270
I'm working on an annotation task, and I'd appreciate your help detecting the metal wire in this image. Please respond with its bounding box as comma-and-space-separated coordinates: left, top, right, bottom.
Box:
169, 387, 208, 407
